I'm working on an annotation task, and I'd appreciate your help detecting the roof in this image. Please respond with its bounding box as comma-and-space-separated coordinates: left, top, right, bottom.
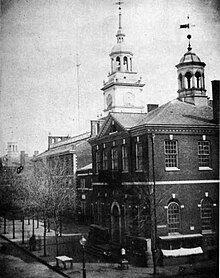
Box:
77, 163, 92, 172
110, 112, 147, 129
179, 50, 201, 63
136, 99, 214, 127
110, 41, 133, 55
35, 132, 91, 160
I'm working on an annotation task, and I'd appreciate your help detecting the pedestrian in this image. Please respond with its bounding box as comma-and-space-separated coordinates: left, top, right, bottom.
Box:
121, 247, 126, 261
29, 234, 36, 251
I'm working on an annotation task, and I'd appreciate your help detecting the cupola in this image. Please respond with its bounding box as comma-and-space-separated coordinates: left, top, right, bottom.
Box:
176, 35, 207, 106
101, 2, 145, 115
109, 3, 134, 74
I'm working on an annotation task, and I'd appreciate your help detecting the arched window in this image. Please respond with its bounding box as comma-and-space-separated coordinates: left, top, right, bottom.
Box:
185, 72, 192, 89
130, 58, 132, 71
116, 57, 120, 71
123, 57, 128, 70
195, 72, 202, 88
178, 74, 183, 89
111, 58, 114, 73
201, 197, 213, 231
167, 202, 180, 233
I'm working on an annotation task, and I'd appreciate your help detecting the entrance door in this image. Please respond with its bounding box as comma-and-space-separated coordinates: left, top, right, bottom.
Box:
111, 202, 121, 243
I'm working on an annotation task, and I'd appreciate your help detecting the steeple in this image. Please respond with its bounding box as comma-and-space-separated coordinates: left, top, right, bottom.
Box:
115, 1, 125, 43
101, 2, 145, 115
176, 35, 207, 106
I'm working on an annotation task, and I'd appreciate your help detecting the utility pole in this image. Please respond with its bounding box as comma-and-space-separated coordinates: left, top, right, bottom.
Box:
151, 133, 157, 275
76, 53, 81, 133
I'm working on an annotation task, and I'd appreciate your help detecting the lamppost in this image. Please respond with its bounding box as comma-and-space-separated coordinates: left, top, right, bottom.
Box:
79, 235, 87, 278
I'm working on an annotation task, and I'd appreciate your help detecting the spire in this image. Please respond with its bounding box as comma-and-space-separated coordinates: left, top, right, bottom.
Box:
187, 34, 192, 52
115, 1, 125, 43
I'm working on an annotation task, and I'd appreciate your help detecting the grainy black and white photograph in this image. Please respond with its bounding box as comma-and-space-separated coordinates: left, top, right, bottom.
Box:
0, 0, 219, 277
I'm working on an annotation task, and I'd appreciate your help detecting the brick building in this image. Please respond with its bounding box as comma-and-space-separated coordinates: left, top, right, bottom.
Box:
76, 163, 93, 223
88, 6, 219, 260
35, 132, 92, 210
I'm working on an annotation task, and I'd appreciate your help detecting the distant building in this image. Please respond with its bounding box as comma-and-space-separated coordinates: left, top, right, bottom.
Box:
76, 163, 93, 223
6, 141, 19, 166
35, 132, 92, 209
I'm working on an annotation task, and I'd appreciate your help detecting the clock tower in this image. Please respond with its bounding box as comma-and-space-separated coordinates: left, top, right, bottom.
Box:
101, 2, 145, 114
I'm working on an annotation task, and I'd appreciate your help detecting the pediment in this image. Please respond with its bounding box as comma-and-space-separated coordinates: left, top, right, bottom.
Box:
98, 114, 126, 138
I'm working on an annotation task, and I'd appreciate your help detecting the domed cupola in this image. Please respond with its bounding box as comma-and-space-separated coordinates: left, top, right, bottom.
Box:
109, 3, 134, 74
176, 35, 207, 106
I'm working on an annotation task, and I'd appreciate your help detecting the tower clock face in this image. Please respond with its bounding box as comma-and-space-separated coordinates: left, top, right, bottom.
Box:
124, 92, 135, 106
106, 94, 113, 109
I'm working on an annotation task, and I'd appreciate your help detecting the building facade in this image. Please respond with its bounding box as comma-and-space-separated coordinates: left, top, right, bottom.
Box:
89, 7, 219, 260
35, 132, 92, 211
76, 163, 93, 223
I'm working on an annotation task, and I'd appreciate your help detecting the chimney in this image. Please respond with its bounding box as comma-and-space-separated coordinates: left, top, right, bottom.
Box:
20, 151, 25, 166
211, 80, 220, 124
147, 104, 159, 113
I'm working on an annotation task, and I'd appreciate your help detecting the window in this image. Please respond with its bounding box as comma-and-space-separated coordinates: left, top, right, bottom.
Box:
198, 141, 210, 168
167, 202, 180, 233
164, 140, 178, 168
102, 148, 108, 170
123, 56, 128, 70
116, 56, 120, 71
122, 144, 128, 171
178, 74, 183, 89
195, 72, 202, 88
135, 142, 142, 170
201, 198, 213, 231
80, 178, 86, 188
185, 72, 192, 89
95, 150, 100, 173
111, 147, 118, 170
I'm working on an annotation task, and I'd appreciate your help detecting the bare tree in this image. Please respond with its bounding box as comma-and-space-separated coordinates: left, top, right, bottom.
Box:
25, 158, 75, 256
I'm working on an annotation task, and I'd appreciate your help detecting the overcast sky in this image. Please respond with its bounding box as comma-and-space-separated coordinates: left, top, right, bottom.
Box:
1, 0, 220, 156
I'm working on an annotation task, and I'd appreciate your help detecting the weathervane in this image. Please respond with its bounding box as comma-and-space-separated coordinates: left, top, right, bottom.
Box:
115, 1, 124, 29
180, 15, 195, 29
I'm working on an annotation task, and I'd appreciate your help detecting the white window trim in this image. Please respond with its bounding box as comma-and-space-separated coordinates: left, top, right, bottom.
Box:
199, 166, 212, 171
165, 167, 180, 171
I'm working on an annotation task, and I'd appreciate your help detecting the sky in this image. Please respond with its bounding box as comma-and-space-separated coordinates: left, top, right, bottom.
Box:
1, 0, 220, 156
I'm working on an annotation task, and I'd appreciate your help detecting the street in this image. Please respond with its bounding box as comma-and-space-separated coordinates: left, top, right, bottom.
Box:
0, 217, 218, 278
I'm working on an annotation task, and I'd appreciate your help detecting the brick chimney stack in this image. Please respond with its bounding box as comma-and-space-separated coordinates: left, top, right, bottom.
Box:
211, 80, 220, 124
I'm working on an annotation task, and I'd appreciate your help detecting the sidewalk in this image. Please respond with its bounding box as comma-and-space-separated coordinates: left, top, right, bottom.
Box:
0, 217, 85, 242
0, 217, 218, 278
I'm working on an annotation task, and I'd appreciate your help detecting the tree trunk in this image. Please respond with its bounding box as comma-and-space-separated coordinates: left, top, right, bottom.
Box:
37, 216, 39, 228
3, 213, 6, 234
32, 217, 35, 236
59, 219, 62, 237
43, 219, 47, 256
22, 217, 25, 244
47, 219, 50, 232
55, 232, 59, 256
12, 215, 15, 239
